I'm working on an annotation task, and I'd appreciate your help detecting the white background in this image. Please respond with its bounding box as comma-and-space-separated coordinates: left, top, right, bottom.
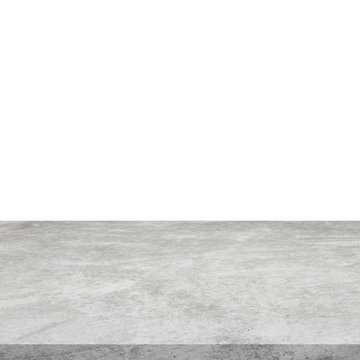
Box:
0, 1, 359, 220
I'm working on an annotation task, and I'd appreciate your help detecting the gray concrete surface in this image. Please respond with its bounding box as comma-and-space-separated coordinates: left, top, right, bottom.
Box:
1, 345, 360, 360
1, 222, 360, 344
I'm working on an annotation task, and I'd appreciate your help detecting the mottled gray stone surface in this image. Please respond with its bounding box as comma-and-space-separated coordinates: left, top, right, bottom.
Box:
1, 222, 360, 344
1, 345, 360, 360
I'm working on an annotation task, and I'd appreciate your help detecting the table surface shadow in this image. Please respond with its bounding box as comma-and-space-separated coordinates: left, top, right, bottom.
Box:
1, 345, 360, 360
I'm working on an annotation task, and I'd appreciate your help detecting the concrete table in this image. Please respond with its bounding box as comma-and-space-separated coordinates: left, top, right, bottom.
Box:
1, 222, 359, 359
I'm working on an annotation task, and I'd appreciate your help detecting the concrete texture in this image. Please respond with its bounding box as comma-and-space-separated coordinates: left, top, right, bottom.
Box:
1, 221, 360, 344
1, 345, 360, 360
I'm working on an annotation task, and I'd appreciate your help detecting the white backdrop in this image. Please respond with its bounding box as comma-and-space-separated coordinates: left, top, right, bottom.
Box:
1, 1, 359, 220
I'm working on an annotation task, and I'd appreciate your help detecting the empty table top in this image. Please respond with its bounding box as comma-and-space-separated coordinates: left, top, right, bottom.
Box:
1, 221, 359, 344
